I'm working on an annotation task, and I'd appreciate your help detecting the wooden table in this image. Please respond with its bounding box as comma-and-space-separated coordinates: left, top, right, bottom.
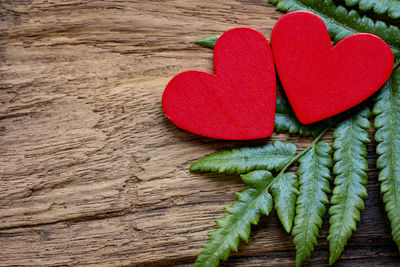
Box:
1, 0, 399, 266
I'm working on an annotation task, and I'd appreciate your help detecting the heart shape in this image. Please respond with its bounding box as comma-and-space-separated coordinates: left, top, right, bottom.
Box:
162, 28, 276, 140
271, 11, 394, 124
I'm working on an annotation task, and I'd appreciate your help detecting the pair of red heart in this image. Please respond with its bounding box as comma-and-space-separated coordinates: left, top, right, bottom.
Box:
162, 11, 394, 140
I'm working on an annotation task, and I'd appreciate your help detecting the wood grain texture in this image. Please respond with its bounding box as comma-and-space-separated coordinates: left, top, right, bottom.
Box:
0, 0, 399, 266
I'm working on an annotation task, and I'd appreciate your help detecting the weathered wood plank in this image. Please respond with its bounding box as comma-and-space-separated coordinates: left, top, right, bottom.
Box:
0, 0, 399, 266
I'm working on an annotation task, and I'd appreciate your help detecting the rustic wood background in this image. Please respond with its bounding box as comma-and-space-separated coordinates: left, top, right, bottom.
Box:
1, 0, 400, 266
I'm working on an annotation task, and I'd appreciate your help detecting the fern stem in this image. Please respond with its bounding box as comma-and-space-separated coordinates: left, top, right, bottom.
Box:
277, 126, 330, 176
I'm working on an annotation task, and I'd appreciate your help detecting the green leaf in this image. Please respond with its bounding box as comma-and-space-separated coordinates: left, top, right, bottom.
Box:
193, 170, 274, 267
344, 0, 400, 19
271, 172, 299, 233
328, 106, 371, 265
195, 35, 217, 48
292, 142, 332, 267
190, 141, 297, 174
373, 68, 400, 251
195, 34, 221, 48
268, 0, 400, 62
275, 98, 327, 136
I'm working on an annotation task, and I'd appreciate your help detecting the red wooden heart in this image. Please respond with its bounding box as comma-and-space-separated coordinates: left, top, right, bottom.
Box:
271, 11, 394, 124
162, 28, 276, 140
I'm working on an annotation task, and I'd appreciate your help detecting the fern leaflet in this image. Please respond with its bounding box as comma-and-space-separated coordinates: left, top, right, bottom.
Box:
193, 170, 274, 267
190, 141, 296, 174
344, 0, 400, 19
373, 68, 400, 251
292, 142, 332, 267
195, 34, 221, 48
327, 106, 371, 265
271, 172, 299, 233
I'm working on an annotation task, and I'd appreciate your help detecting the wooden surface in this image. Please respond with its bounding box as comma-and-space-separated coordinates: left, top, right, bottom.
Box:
0, 0, 399, 266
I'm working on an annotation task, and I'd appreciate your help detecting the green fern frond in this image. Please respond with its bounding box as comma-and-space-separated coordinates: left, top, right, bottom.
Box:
268, 0, 400, 61
344, 0, 400, 19
190, 141, 296, 174
373, 68, 400, 251
198, 1, 400, 60
327, 107, 371, 265
193, 170, 274, 267
292, 142, 332, 267
271, 172, 299, 233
